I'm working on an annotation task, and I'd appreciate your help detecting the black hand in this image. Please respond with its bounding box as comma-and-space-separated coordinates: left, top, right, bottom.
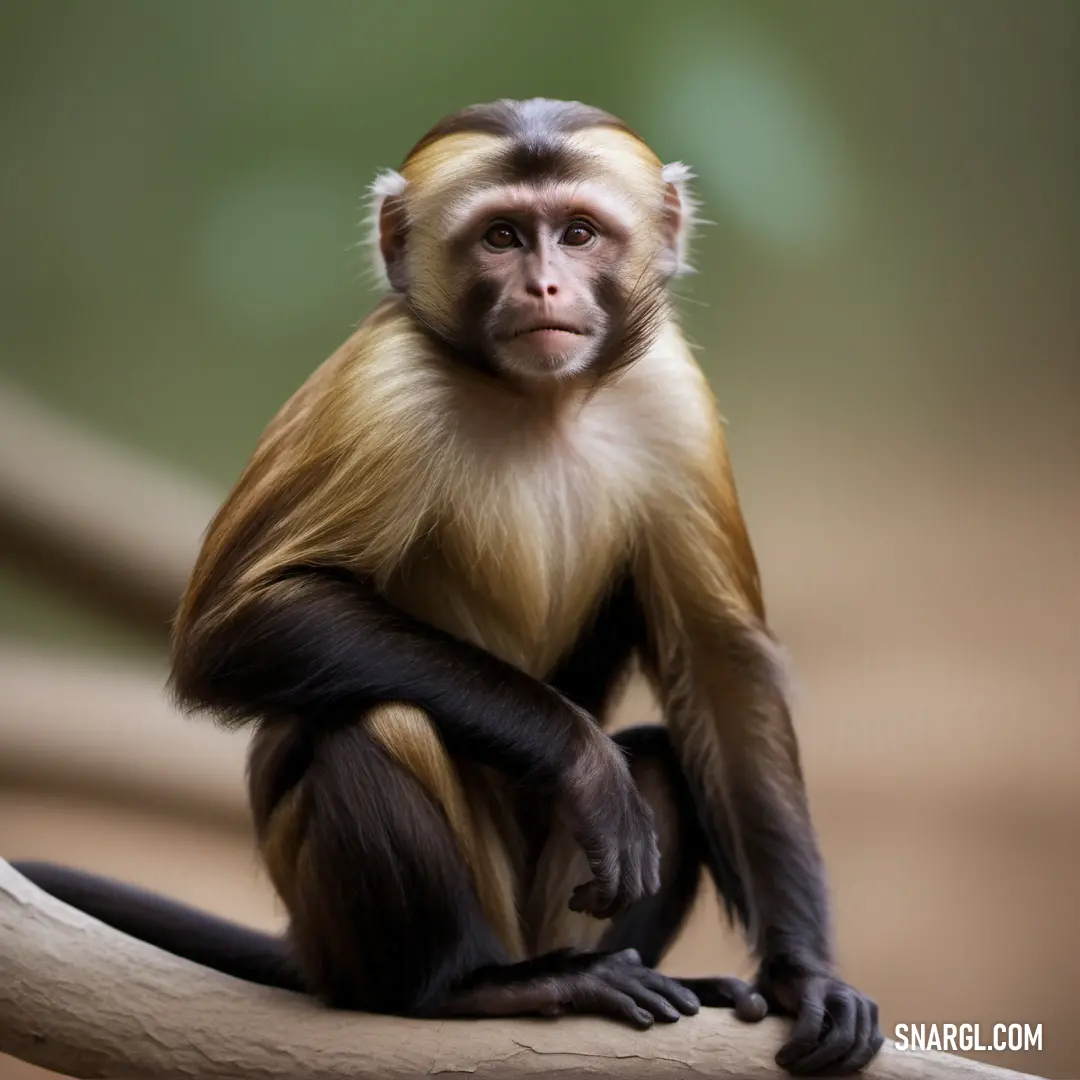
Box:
559, 723, 662, 919
757, 962, 883, 1076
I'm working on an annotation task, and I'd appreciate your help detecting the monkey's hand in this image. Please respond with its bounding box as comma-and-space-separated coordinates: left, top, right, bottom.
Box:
754, 958, 884, 1075
558, 721, 661, 920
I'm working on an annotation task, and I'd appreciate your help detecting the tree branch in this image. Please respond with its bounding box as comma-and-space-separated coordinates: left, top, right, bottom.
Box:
0, 378, 220, 637
0, 860, 1043, 1080
0, 644, 248, 824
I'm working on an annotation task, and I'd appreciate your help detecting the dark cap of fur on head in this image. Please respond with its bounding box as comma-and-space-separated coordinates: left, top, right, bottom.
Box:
403, 98, 644, 182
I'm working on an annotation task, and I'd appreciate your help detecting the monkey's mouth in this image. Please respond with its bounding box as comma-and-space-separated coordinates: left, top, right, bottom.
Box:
509, 323, 587, 341
494, 320, 600, 377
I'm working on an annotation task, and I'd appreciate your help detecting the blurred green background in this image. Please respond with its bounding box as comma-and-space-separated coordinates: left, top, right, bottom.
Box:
1, 3, 1077, 1077
2, 0, 1076, 652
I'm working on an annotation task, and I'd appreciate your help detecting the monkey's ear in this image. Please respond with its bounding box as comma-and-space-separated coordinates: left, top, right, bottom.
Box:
660, 162, 700, 277
367, 169, 409, 292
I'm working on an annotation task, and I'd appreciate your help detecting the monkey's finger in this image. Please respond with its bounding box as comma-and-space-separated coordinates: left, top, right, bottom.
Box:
774, 977, 829, 1069
639, 970, 701, 1015
638, 853, 660, 901
831, 995, 884, 1075
568, 883, 590, 912
628, 817, 660, 898
619, 845, 649, 912
612, 835, 658, 915
570, 889, 622, 921
596, 951, 697, 1018
571, 977, 654, 1029
571, 865, 628, 920
571, 839, 622, 914
782, 987, 858, 1075
678, 976, 767, 1021
569, 878, 610, 916
642, 842, 661, 896
601, 973, 682, 1023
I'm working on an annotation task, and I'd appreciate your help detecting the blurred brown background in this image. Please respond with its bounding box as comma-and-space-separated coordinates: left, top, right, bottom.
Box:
1, 2, 1077, 1078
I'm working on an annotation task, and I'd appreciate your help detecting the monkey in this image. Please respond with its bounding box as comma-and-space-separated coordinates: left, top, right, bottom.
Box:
13, 98, 883, 1075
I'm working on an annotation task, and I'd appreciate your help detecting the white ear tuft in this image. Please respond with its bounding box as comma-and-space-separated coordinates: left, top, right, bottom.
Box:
365, 169, 408, 290
660, 161, 701, 277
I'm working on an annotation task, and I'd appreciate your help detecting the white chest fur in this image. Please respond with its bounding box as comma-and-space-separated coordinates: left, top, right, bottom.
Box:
383, 329, 712, 678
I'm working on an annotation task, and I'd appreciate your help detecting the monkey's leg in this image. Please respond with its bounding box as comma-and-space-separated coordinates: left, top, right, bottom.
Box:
250, 706, 696, 1028
524, 724, 767, 1022
601, 725, 770, 1022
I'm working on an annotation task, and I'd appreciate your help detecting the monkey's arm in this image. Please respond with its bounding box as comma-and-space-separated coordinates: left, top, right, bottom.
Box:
172, 567, 658, 918
637, 431, 883, 1074
175, 568, 581, 777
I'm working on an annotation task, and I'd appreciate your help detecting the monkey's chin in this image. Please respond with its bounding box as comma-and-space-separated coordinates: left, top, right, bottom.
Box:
495, 331, 596, 381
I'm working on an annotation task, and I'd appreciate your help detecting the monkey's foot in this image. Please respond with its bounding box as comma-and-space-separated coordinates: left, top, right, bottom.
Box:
677, 975, 769, 1022
440, 947, 701, 1029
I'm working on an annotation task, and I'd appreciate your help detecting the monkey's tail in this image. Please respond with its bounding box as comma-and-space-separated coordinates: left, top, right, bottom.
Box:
10, 859, 307, 993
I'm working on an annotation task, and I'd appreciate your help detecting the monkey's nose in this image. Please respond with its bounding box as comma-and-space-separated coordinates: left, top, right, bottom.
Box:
526, 279, 559, 297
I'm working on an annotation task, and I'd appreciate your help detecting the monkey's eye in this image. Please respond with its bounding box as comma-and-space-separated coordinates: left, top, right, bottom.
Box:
561, 220, 597, 247
483, 223, 521, 251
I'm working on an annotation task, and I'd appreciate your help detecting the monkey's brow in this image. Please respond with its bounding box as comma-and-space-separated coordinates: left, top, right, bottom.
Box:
445, 181, 638, 238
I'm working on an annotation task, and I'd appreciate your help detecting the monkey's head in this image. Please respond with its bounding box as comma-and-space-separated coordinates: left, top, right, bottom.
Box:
369, 98, 698, 383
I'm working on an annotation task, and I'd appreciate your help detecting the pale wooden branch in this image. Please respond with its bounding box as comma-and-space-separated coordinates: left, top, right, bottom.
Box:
0, 644, 249, 823
0, 861, 1043, 1080
0, 378, 220, 635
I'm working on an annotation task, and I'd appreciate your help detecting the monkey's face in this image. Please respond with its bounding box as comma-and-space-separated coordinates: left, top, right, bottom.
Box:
457, 196, 629, 381
372, 100, 697, 382
398, 175, 679, 384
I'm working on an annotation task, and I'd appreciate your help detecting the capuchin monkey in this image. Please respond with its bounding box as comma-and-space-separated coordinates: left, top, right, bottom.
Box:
14, 98, 883, 1075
